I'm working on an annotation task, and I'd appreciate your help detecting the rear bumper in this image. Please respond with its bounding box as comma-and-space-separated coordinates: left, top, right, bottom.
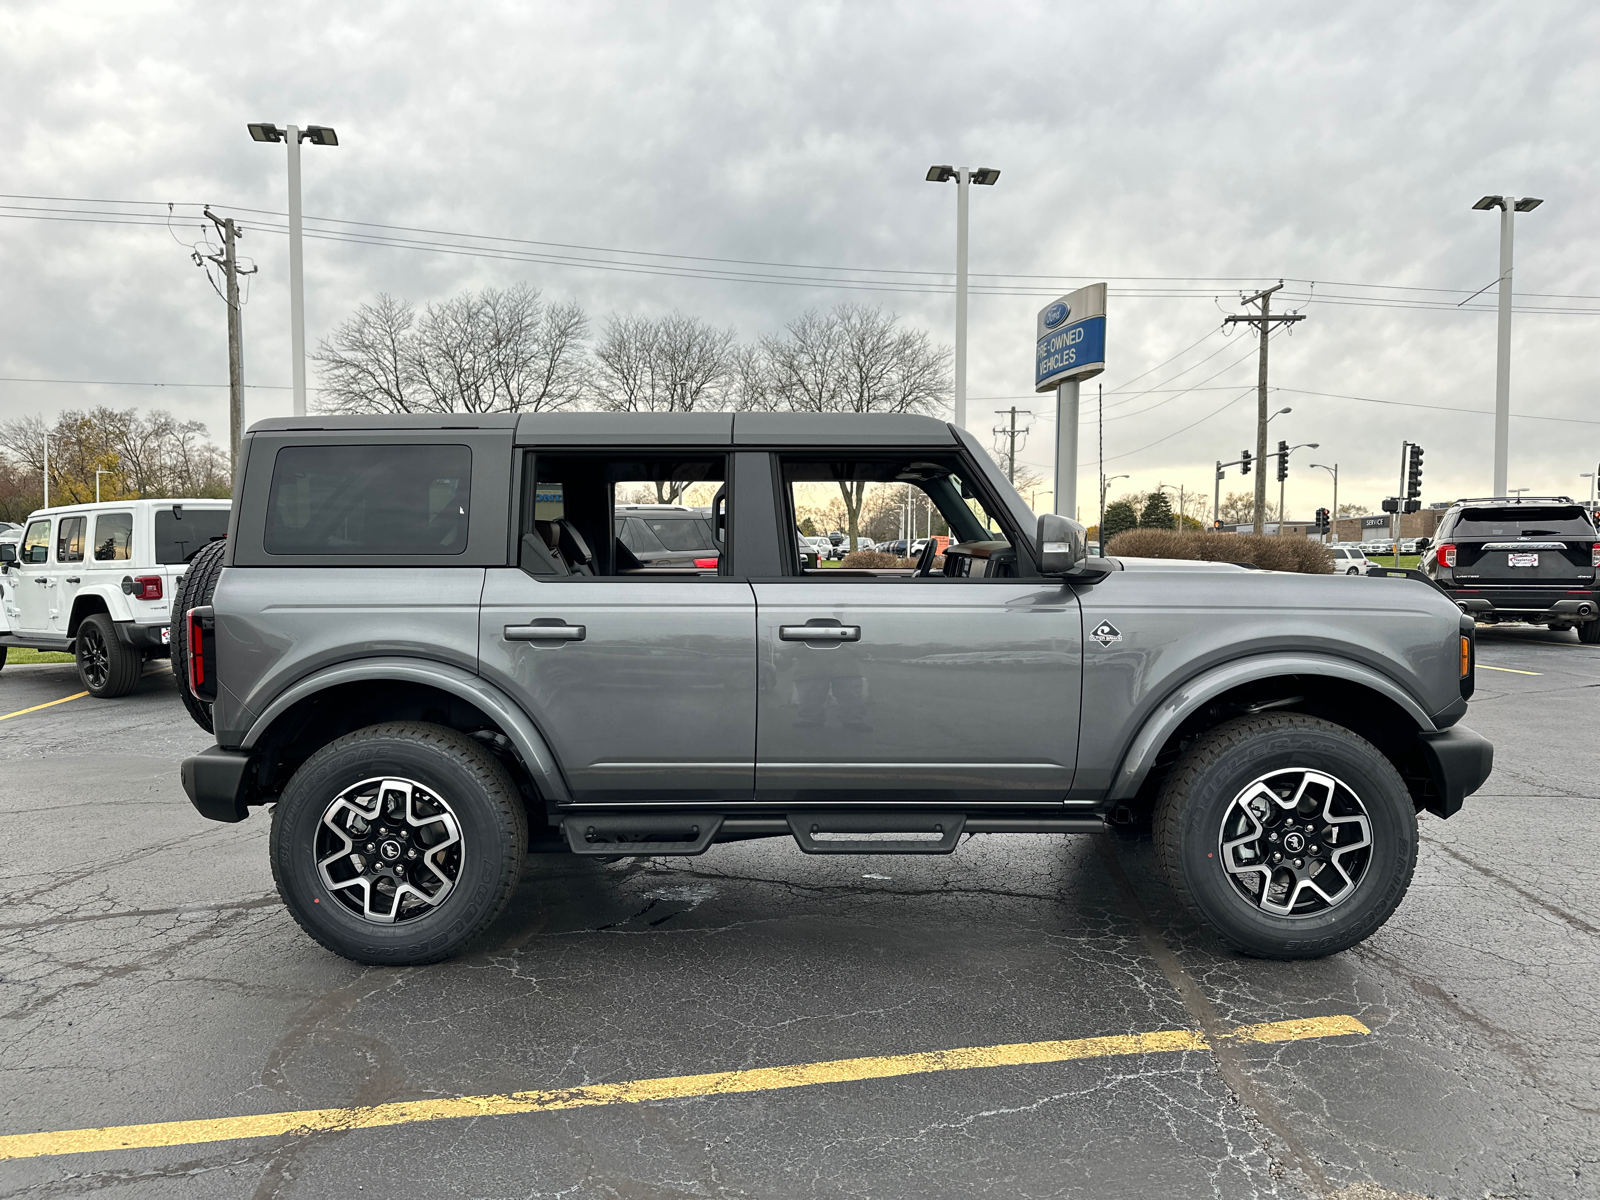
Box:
181, 746, 254, 823
1417, 725, 1494, 819
1441, 585, 1598, 622
114, 620, 170, 651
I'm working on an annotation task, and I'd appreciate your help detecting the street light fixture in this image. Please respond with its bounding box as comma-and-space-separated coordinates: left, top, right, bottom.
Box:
250, 121, 340, 416
1581, 471, 1596, 507
1098, 472, 1129, 545
1267, 406, 1292, 424
926, 163, 1000, 430
1472, 194, 1542, 495
1309, 462, 1338, 544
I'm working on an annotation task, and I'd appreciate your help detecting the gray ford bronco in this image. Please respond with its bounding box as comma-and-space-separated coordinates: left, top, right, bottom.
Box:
177, 413, 1492, 965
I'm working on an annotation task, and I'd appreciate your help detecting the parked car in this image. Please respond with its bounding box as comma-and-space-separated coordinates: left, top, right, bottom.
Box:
0, 499, 230, 692
614, 504, 720, 569
177, 412, 1491, 967
1423, 495, 1600, 643
1329, 546, 1371, 575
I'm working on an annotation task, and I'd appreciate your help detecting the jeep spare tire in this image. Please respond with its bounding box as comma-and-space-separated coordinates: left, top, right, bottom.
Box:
170, 538, 227, 732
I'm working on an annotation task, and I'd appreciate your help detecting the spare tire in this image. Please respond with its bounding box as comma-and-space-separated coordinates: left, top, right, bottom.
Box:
171, 539, 228, 732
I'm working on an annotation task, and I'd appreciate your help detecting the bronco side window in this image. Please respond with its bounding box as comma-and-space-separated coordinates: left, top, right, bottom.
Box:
264, 444, 472, 556
778, 454, 1017, 579
519, 452, 727, 578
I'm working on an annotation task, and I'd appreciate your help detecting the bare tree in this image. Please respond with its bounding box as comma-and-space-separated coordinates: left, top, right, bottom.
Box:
314, 294, 420, 415
313, 284, 588, 415
0, 408, 229, 508
593, 311, 738, 501
741, 304, 952, 547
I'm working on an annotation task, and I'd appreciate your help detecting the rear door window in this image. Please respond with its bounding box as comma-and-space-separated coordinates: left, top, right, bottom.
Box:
265, 445, 472, 555
645, 516, 715, 553
56, 516, 86, 563
156, 508, 233, 564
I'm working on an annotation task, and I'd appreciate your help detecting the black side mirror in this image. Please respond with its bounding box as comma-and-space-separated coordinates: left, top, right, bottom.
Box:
1037, 513, 1087, 575
1415, 537, 1431, 551
0, 543, 14, 565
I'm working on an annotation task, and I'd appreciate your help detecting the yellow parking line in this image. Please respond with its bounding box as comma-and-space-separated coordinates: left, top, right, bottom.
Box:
0, 1015, 1368, 1161
0, 691, 89, 722
1478, 665, 1541, 675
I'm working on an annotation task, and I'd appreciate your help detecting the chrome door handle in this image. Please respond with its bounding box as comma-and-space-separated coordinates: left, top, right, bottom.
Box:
503, 622, 586, 642
780, 624, 860, 641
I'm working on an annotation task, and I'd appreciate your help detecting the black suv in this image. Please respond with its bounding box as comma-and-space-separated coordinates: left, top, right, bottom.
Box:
1423, 496, 1600, 642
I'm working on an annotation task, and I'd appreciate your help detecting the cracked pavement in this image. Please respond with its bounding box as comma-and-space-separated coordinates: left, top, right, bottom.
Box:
0, 625, 1595, 1199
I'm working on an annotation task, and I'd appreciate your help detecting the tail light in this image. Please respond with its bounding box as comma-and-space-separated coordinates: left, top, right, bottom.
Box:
693, 557, 719, 569
1437, 544, 1456, 568
1458, 620, 1476, 700
187, 605, 217, 702
1591, 543, 1599, 568
132, 575, 163, 600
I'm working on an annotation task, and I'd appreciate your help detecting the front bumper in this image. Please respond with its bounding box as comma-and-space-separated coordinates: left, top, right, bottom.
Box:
181, 746, 253, 823
1417, 725, 1494, 818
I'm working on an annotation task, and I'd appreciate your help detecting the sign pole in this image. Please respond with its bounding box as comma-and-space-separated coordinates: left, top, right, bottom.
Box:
1054, 379, 1079, 520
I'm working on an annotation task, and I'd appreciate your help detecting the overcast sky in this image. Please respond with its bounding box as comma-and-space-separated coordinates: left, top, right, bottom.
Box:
2, 0, 1596, 521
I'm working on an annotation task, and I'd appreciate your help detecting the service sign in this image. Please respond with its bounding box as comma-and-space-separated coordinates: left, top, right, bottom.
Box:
1035, 283, 1107, 392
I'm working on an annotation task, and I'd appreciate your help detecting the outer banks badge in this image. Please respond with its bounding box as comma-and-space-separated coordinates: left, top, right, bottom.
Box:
1090, 620, 1123, 648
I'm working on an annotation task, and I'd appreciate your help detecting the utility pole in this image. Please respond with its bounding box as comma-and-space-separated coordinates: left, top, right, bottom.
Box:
203, 209, 255, 475
1225, 283, 1305, 535
992, 406, 1032, 483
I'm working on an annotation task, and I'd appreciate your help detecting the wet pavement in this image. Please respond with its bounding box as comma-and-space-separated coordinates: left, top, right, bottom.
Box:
0, 625, 1595, 1199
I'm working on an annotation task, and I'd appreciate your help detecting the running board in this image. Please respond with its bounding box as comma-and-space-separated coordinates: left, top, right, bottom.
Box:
562, 813, 723, 856
788, 811, 964, 855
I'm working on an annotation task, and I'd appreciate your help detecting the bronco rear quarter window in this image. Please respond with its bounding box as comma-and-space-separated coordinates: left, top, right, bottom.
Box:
265, 444, 473, 556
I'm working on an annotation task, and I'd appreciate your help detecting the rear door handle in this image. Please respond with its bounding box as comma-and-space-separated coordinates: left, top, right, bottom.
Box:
503, 622, 586, 642
780, 624, 860, 642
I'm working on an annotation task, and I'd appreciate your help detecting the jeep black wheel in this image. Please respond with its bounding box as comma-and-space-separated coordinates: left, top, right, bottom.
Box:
1154, 713, 1416, 959
170, 539, 227, 732
76, 612, 141, 698
270, 722, 527, 965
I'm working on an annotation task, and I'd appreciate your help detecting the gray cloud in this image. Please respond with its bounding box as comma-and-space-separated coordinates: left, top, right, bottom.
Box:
2, 0, 1595, 519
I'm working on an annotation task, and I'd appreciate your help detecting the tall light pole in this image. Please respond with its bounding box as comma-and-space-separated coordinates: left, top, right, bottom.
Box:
1309, 462, 1338, 544
926, 165, 1000, 430
250, 122, 339, 417
1472, 194, 1542, 497
1581, 471, 1596, 507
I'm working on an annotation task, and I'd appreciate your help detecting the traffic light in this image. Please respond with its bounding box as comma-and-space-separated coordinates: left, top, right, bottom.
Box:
1315, 508, 1330, 533
1381, 497, 1399, 513
1240, 449, 1251, 476
1276, 439, 1289, 482
1405, 444, 1424, 513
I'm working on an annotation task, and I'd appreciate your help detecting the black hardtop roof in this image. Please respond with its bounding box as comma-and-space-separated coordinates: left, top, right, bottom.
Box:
246, 411, 961, 448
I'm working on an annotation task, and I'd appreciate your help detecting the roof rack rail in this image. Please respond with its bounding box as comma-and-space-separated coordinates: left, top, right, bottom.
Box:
1450, 495, 1574, 505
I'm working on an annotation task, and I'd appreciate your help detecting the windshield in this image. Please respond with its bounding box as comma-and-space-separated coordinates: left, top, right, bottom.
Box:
155, 507, 232, 564
1451, 506, 1595, 538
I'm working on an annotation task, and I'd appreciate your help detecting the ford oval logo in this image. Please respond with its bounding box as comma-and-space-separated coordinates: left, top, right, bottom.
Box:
1043, 301, 1069, 329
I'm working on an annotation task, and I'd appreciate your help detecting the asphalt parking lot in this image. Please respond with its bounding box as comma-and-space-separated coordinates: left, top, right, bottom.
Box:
1, 626, 1596, 1200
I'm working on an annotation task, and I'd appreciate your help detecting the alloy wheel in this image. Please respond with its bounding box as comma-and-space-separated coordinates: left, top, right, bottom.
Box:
1216, 767, 1373, 917
315, 776, 464, 924
79, 625, 110, 690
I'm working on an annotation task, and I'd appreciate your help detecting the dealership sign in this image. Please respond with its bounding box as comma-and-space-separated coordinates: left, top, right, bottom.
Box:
1035, 283, 1107, 391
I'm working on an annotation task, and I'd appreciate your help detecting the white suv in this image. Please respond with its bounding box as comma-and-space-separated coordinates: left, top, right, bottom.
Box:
1329, 545, 1372, 575
0, 499, 231, 696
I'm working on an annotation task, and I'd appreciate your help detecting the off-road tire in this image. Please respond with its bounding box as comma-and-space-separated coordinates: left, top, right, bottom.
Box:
170, 539, 227, 732
271, 722, 528, 965
1153, 712, 1417, 960
76, 612, 142, 698
0, 645, 7, 672
1578, 619, 1600, 645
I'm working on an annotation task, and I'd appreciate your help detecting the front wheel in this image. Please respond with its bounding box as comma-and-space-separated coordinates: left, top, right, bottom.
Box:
270, 722, 528, 965
1154, 713, 1417, 959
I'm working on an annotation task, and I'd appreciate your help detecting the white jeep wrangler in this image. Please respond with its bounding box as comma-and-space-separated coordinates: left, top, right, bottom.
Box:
0, 499, 231, 696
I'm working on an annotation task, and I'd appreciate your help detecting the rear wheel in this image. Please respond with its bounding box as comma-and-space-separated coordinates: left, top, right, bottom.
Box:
270, 722, 527, 965
1579, 620, 1600, 645
170, 539, 227, 732
1154, 713, 1416, 959
76, 613, 141, 698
